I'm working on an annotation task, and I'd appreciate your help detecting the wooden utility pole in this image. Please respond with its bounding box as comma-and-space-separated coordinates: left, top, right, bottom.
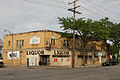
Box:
68, 0, 81, 68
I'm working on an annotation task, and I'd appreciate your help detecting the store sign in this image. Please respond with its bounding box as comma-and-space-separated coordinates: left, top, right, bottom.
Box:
7, 51, 20, 59
54, 50, 70, 56
54, 58, 58, 62
30, 35, 40, 44
26, 50, 44, 55
98, 52, 102, 56
102, 52, 106, 56
95, 52, 106, 56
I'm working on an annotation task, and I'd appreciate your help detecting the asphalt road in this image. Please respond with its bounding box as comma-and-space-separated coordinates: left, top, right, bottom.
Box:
0, 65, 120, 80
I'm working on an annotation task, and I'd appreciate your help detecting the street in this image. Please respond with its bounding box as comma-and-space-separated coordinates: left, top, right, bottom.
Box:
0, 65, 120, 80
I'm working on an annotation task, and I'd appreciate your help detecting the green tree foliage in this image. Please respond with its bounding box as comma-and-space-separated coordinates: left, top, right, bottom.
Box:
110, 45, 118, 59
58, 17, 111, 64
109, 23, 120, 45
92, 17, 111, 40
109, 23, 120, 58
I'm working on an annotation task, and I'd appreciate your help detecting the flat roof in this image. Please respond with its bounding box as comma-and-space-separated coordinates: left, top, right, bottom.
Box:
5, 29, 63, 36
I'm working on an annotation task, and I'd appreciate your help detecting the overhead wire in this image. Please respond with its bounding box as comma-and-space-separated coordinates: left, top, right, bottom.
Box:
86, 0, 120, 16
79, 8, 98, 19
47, 0, 67, 4
80, 6, 103, 17
24, 0, 68, 9
24, 0, 103, 20
24, 0, 120, 22
77, 1, 120, 21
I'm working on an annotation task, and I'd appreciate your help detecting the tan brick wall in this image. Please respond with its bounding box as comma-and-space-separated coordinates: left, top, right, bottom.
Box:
3, 30, 107, 67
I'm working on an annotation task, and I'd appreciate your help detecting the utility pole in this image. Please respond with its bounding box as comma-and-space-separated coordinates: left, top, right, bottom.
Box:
68, 0, 81, 68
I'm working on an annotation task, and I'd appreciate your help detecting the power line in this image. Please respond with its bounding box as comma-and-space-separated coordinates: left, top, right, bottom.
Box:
77, 1, 120, 22
78, 1, 120, 21
77, 2, 106, 17
80, 6, 102, 16
80, 10, 98, 19
79, 6, 120, 22
24, 0, 68, 9
86, 0, 120, 17
47, 0, 67, 4
43, 0, 67, 7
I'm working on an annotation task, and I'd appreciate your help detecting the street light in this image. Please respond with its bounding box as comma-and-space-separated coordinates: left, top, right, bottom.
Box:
4, 29, 13, 67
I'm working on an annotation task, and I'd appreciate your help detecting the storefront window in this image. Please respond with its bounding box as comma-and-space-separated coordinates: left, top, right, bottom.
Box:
78, 55, 83, 59
102, 55, 106, 58
88, 55, 92, 60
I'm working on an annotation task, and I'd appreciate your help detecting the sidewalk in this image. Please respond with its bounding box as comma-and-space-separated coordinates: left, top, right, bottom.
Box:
75, 63, 102, 68
1, 64, 102, 70
85, 63, 102, 68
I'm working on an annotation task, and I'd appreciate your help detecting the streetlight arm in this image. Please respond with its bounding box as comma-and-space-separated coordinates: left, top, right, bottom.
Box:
4, 29, 12, 34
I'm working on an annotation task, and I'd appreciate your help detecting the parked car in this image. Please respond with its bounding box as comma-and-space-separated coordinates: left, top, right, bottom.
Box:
102, 59, 119, 66
0, 57, 3, 62
0, 62, 4, 67
0, 57, 4, 67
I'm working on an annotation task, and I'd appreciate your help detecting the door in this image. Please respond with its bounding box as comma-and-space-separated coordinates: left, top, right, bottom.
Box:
40, 55, 50, 66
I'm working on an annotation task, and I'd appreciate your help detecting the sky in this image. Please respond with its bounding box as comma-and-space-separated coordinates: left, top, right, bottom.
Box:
0, 0, 120, 41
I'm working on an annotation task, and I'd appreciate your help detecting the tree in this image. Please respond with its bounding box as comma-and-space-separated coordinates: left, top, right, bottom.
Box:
58, 17, 110, 64
110, 45, 118, 59
109, 23, 120, 59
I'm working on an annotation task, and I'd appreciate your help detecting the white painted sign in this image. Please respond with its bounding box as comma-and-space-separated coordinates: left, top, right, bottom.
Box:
7, 51, 20, 59
98, 52, 106, 56
98, 52, 102, 56
30, 35, 40, 44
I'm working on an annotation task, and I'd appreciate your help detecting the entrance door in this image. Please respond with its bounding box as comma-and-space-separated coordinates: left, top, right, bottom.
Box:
40, 55, 50, 66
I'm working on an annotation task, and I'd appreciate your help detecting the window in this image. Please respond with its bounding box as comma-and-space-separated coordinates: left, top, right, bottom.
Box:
16, 40, 19, 47
16, 40, 24, 48
88, 55, 92, 60
63, 40, 69, 47
63, 40, 66, 46
51, 39, 55, 45
91, 43, 96, 50
78, 55, 83, 59
51, 36, 55, 45
8, 41, 10, 46
21, 40, 24, 46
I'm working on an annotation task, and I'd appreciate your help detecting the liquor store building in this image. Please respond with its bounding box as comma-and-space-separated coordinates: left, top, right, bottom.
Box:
3, 30, 108, 67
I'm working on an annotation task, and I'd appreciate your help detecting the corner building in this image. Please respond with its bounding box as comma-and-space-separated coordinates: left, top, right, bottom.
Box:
3, 30, 108, 67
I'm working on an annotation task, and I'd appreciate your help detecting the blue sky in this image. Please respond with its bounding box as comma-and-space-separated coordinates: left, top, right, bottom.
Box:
0, 0, 120, 40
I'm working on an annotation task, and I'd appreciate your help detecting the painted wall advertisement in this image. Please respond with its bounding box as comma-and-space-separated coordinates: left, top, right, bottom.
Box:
7, 51, 20, 59
30, 35, 40, 44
